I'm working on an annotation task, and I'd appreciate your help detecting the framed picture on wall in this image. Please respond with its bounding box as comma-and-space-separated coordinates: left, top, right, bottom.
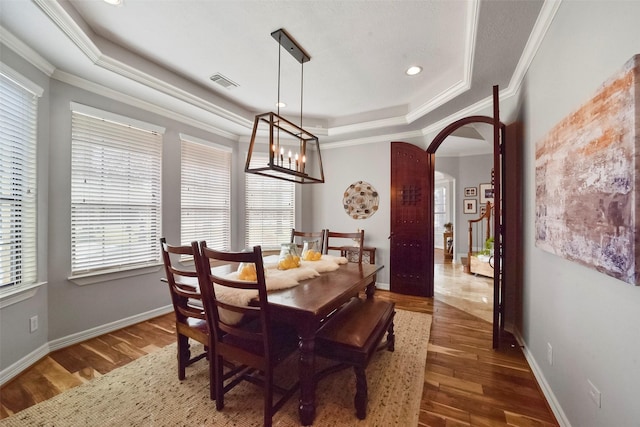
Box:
464, 187, 477, 197
479, 183, 494, 204
463, 199, 477, 214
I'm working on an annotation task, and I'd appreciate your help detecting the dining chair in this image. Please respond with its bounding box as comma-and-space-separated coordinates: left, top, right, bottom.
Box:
324, 229, 365, 263
290, 228, 326, 254
193, 242, 299, 427
159, 237, 214, 399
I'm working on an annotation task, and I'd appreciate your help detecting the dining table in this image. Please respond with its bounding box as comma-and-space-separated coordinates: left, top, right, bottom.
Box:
265, 261, 383, 425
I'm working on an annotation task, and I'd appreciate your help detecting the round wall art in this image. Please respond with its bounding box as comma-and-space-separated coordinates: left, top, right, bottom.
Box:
343, 181, 379, 219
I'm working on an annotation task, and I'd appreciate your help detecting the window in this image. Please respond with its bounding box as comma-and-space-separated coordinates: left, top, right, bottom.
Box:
0, 70, 40, 288
434, 183, 449, 234
245, 153, 295, 250
70, 104, 164, 276
180, 134, 231, 250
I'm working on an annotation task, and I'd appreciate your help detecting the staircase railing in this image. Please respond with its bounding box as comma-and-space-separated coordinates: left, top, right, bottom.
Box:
466, 201, 492, 273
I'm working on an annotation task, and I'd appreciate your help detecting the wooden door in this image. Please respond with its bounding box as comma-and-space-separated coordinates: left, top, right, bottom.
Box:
389, 142, 432, 297
502, 122, 523, 333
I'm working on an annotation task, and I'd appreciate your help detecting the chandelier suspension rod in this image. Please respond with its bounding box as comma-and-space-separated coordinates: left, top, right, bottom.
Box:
300, 61, 304, 130
277, 34, 282, 116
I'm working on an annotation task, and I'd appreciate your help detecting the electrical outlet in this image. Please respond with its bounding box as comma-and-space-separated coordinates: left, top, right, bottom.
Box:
588, 379, 602, 408
547, 342, 553, 365
29, 315, 38, 333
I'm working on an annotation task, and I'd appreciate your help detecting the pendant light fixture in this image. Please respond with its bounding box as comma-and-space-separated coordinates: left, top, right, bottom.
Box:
245, 28, 324, 184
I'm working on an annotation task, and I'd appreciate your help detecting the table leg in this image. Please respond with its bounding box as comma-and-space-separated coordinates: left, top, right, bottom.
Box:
298, 326, 316, 425
365, 277, 377, 299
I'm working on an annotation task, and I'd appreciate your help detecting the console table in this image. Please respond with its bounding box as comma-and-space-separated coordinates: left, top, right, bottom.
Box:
340, 246, 376, 264
443, 231, 453, 261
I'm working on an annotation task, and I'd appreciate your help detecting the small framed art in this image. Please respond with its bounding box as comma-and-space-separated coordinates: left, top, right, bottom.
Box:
479, 183, 494, 204
463, 199, 477, 214
464, 187, 477, 197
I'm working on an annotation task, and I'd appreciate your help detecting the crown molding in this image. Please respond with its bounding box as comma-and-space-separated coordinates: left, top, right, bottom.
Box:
328, 115, 408, 136
405, 0, 478, 124
35, 0, 252, 132
506, 0, 562, 97
33, 0, 101, 63
323, 129, 424, 150
0, 26, 55, 76
17, 0, 560, 150
53, 70, 239, 141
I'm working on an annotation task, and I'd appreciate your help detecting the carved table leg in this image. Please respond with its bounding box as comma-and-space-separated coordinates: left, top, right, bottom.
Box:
298, 326, 316, 425
365, 280, 376, 299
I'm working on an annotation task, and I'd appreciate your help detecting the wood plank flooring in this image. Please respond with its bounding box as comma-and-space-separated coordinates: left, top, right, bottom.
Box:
1, 275, 558, 426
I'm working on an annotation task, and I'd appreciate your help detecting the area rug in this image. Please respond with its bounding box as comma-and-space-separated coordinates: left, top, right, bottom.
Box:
1, 309, 431, 427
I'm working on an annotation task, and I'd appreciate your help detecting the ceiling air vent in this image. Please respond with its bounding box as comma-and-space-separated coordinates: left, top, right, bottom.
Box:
209, 73, 239, 89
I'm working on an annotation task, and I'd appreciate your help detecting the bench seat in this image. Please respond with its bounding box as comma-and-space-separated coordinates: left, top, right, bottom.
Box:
315, 297, 395, 419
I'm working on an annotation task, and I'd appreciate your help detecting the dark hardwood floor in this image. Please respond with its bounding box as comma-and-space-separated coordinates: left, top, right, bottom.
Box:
1, 289, 558, 426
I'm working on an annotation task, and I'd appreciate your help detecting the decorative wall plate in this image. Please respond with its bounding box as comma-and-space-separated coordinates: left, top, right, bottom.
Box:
343, 181, 379, 219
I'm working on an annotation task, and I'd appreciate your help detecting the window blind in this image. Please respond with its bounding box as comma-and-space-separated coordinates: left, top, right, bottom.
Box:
434, 185, 447, 231
180, 136, 231, 250
245, 153, 295, 250
0, 73, 38, 288
70, 109, 162, 275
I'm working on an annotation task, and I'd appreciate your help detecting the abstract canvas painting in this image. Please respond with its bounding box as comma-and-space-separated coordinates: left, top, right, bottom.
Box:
535, 54, 640, 285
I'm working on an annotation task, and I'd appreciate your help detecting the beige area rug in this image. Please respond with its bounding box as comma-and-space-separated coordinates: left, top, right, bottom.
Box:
1, 309, 431, 427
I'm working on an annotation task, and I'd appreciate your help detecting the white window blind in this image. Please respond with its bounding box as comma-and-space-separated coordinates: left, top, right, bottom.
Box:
0, 73, 38, 288
245, 153, 295, 250
70, 108, 162, 275
180, 135, 231, 250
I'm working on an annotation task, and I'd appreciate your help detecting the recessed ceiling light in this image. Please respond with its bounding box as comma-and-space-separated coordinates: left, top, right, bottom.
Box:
406, 66, 422, 76
276, 102, 286, 108
103, 0, 123, 5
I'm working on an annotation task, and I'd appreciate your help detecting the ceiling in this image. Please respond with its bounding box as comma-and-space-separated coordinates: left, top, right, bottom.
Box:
0, 0, 553, 156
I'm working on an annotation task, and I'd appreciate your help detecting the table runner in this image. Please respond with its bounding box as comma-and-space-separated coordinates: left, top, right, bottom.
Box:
217, 254, 348, 324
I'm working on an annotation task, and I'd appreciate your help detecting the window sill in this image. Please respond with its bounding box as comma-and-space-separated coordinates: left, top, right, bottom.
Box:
0, 281, 47, 309
68, 263, 163, 286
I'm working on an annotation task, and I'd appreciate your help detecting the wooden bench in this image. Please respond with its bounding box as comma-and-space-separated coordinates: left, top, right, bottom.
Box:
314, 297, 396, 420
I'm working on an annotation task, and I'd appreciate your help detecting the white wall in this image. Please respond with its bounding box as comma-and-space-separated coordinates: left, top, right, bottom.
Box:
312, 142, 391, 286
520, 2, 640, 426
0, 45, 50, 378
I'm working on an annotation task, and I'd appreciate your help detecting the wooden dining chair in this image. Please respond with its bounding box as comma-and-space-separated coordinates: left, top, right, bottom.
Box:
193, 242, 299, 427
290, 228, 326, 253
159, 237, 214, 399
324, 229, 365, 263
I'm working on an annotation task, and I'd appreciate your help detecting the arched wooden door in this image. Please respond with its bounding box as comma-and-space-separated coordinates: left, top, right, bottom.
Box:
389, 142, 432, 297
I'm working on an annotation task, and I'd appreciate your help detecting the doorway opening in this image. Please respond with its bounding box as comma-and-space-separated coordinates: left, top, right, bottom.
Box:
433, 126, 495, 324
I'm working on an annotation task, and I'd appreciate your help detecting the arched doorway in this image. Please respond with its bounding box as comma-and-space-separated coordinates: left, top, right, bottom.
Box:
390, 87, 506, 347
427, 88, 504, 348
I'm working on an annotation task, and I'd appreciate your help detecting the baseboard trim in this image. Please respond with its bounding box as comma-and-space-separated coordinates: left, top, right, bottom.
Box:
0, 305, 174, 386
0, 343, 50, 386
375, 282, 390, 291
512, 330, 572, 427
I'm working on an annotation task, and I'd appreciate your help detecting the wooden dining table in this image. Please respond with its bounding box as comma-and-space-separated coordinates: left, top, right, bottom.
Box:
266, 262, 383, 425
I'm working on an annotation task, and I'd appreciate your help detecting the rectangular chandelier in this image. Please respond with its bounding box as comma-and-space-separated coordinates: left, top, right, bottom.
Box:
245, 112, 324, 184
245, 29, 324, 184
